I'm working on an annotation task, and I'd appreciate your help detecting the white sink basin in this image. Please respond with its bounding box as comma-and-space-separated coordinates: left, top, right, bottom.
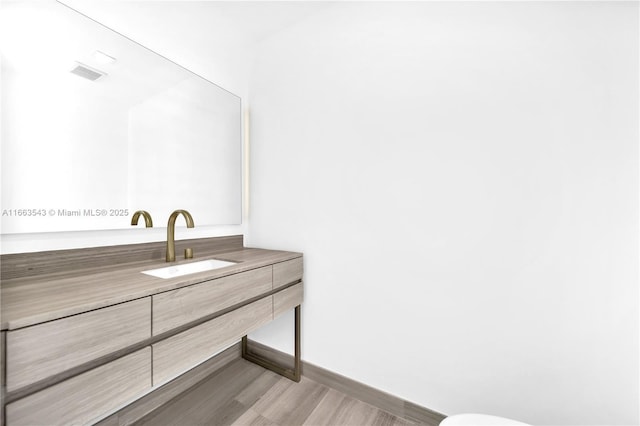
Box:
142, 259, 237, 279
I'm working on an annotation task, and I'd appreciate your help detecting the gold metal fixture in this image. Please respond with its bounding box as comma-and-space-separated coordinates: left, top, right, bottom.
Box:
166, 209, 194, 262
131, 210, 153, 227
242, 304, 301, 382
185, 248, 194, 259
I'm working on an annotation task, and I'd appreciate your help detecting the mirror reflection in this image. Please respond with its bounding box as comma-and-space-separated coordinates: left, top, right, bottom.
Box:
0, 1, 242, 234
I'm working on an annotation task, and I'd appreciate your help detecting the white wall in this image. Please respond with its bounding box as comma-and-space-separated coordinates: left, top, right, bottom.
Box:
247, 2, 639, 425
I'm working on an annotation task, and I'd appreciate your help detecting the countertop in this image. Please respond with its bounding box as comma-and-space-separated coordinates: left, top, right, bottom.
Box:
1, 247, 302, 331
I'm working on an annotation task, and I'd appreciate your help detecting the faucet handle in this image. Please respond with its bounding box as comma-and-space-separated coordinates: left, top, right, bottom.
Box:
185, 248, 193, 259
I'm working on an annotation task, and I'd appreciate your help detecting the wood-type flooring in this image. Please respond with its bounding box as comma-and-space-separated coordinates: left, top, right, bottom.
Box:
134, 358, 419, 426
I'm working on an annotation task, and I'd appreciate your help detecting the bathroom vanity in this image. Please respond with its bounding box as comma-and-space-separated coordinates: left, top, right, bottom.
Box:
0, 236, 303, 425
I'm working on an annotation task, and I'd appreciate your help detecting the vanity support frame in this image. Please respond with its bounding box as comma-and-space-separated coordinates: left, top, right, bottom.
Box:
242, 305, 301, 382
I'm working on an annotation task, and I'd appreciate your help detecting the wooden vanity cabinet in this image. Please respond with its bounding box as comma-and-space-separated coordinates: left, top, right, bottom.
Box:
2, 254, 303, 426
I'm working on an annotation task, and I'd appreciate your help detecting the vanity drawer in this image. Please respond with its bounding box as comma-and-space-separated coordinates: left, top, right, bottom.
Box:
273, 282, 304, 318
6, 347, 151, 426
152, 266, 272, 335
153, 296, 272, 385
6, 298, 151, 392
273, 257, 303, 290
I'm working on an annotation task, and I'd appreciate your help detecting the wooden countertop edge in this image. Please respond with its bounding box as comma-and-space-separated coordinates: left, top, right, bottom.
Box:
1, 248, 302, 331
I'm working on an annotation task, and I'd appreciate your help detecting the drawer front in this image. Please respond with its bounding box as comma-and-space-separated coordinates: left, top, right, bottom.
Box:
153, 296, 272, 385
273, 257, 303, 290
7, 347, 151, 426
273, 283, 304, 318
152, 266, 272, 335
6, 298, 151, 392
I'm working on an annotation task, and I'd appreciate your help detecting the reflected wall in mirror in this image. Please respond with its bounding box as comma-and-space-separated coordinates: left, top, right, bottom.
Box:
0, 0, 242, 233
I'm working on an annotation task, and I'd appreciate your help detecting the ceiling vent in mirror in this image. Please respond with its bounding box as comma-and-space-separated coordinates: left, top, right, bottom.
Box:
70, 62, 106, 81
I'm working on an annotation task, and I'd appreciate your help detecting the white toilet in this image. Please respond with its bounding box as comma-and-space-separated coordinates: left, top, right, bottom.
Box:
440, 413, 531, 426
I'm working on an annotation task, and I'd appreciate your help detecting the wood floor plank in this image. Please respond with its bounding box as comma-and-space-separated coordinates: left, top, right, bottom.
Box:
392, 416, 420, 426
304, 388, 391, 426
371, 410, 406, 426
206, 399, 248, 426
234, 370, 282, 407
332, 397, 378, 425
304, 388, 418, 426
248, 376, 295, 413
251, 377, 329, 425
232, 408, 278, 426
303, 389, 355, 425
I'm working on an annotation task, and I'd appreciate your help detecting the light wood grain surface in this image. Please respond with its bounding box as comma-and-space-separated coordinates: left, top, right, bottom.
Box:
250, 372, 329, 425
273, 257, 303, 290
6, 347, 151, 426
273, 282, 304, 318
152, 297, 273, 385
152, 266, 272, 335
134, 359, 417, 426
2, 247, 301, 330
1, 237, 304, 426
6, 298, 150, 392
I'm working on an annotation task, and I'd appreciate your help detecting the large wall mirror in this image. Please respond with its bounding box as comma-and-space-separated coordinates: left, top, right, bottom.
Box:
0, 0, 242, 234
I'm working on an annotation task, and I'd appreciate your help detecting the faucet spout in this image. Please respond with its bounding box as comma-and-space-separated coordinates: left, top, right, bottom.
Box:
131, 210, 153, 228
166, 209, 195, 262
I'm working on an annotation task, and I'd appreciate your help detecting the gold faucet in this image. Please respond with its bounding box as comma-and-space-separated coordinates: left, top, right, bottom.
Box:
131, 210, 153, 227
166, 209, 194, 262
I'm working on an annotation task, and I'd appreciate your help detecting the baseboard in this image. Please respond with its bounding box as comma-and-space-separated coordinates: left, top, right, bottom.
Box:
245, 339, 447, 426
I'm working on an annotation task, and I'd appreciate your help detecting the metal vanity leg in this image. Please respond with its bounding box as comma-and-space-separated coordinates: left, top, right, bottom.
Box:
242, 305, 301, 382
